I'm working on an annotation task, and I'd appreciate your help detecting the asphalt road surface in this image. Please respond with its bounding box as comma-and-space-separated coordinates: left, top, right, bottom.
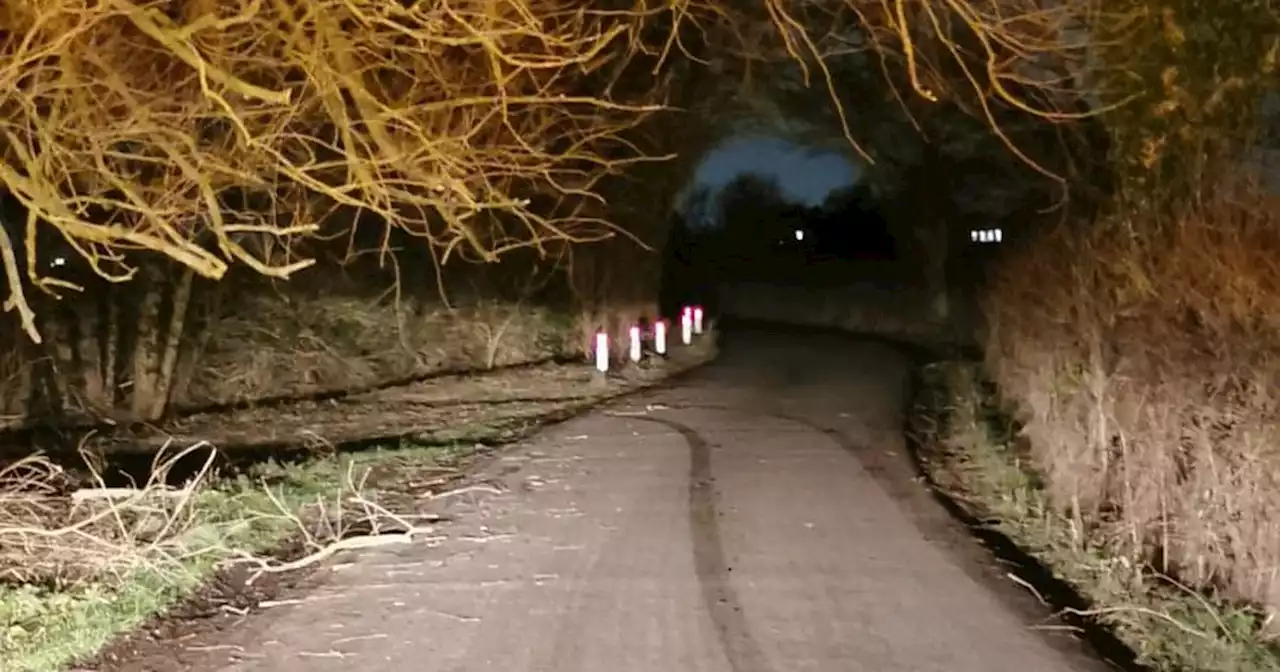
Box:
204, 328, 1110, 672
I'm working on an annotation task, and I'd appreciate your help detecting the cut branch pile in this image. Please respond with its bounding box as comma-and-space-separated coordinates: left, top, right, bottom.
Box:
0, 443, 219, 587
0, 438, 432, 593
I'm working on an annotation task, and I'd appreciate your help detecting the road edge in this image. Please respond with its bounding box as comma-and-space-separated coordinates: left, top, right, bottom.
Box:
68, 338, 724, 672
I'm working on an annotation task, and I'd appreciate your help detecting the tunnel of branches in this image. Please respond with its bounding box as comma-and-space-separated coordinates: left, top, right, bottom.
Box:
0, 0, 1270, 430
8, 0, 1280, 655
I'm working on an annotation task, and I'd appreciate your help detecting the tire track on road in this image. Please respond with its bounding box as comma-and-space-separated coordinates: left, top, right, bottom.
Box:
633, 400, 1130, 672
615, 412, 776, 672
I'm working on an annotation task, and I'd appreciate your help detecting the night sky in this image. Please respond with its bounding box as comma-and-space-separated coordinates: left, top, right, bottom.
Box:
680, 136, 862, 227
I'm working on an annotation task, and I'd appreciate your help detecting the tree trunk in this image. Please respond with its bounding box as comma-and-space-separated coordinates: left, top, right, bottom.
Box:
76, 298, 109, 413
129, 271, 166, 421
170, 280, 223, 410
32, 310, 65, 422
917, 223, 951, 323
911, 143, 954, 326
3, 348, 33, 420
101, 287, 120, 411
147, 266, 194, 420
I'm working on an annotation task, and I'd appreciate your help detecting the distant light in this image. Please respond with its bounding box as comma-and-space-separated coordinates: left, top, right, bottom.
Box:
50, 256, 66, 268
794, 229, 804, 241
969, 228, 1004, 244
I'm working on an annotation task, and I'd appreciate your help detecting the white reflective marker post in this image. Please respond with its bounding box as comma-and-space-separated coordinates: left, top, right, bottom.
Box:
655, 320, 667, 355
681, 307, 693, 345
594, 331, 609, 373
693, 306, 704, 335
629, 325, 642, 363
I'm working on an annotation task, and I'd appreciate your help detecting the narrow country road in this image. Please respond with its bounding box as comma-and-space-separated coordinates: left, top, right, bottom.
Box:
199, 329, 1108, 672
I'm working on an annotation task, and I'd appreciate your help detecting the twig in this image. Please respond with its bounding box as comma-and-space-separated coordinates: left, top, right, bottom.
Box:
420, 484, 506, 501
1007, 571, 1049, 607
239, 529, 430, 585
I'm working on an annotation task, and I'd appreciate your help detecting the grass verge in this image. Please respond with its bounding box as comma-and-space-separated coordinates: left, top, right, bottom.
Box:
911, 359, 1280, 672
0, 443, 450, 671
1, 335, 716, 672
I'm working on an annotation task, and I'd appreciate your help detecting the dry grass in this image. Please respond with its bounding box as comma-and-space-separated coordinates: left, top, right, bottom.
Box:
918, 360, 1280, 670
568, 300, 662, 362
0, 289, 578, 426
977, 174, 1280, 669
718, 280, 977, 348
178, 294, 573, 410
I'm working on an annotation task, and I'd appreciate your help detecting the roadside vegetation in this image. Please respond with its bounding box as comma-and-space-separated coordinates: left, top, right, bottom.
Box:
1, 442, 436, 672
904, 0, 1280, 667
954, 187, 1280, 671
915, 361, 1280, 671
0, 337, 716, 672
1, 287, 579, 428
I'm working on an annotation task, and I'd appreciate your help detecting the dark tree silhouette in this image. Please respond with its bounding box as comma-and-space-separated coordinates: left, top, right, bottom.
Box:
714, 173, 803, 269
809, 184, 896, 261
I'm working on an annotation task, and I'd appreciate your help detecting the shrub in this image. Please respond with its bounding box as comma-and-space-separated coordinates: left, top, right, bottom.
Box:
984, 175, 1280, 630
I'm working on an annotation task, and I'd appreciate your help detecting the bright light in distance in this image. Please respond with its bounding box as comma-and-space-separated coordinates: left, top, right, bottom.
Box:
970, 228, 1003, 244
794, 229, 805, 241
